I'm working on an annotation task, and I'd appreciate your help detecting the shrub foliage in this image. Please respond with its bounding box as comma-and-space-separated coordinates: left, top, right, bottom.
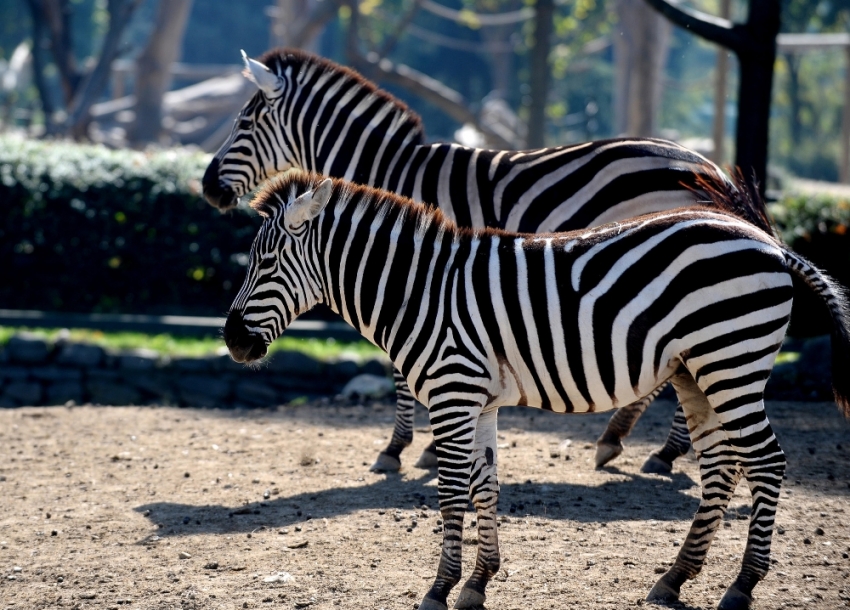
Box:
0, 135, 260, 315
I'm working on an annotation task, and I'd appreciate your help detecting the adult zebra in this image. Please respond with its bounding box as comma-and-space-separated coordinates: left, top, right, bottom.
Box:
202, 48, 761, 473
223, 172, 850, 610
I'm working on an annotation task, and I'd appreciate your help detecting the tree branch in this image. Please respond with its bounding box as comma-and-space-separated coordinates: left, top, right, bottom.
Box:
66, 0, 141, 139
642, 0, 745, 53
376, 0, 424, 59
354, 52, 513, 149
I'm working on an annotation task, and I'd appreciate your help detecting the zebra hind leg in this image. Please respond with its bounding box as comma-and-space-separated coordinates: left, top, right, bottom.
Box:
455, 410, 500, 609
647, 372, 743, 605
419, 402, 481, 610
371, 369, 417, 471
648, 370, 785, 609
595, 384, 665, 468
641, 403, 692, 474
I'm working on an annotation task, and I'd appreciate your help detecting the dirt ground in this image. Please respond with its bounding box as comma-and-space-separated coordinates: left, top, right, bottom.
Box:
0, 399, 848, 610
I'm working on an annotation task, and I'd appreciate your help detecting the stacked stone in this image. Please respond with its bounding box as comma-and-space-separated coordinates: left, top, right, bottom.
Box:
0, 333, 390, 408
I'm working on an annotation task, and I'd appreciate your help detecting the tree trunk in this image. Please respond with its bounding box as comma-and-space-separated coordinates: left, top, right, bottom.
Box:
784, 52, 801, 146
734, 0, 780, 196
24, 1, 57, 131
642, 0, 780, 198
614, 0, 670, 136
711, 0, 730, 164
129, 0, 194, 145
67, 0, 141, 140
526, 0, 553, 148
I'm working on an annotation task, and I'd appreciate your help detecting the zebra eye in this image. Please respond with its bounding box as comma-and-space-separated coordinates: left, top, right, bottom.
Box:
238, 119, 252, 130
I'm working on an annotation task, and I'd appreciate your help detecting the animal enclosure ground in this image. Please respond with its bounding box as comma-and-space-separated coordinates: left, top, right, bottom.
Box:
0, 400, 848, 610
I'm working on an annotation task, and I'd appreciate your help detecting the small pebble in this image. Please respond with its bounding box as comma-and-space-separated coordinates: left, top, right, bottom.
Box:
179, 551, 192, 559
204, 562, 219, 570
51, 530, 58, 536
804, 538, 812, 545
815, 527, 825, 536
184, 472, 190, 478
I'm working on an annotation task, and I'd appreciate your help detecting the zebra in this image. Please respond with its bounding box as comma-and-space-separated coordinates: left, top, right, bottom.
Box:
202, 47, 768, 473
223, 172, 850, 610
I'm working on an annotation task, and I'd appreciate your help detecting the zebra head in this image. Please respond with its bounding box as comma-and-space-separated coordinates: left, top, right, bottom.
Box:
203, 52, 296, 211
224, 176, 334, 363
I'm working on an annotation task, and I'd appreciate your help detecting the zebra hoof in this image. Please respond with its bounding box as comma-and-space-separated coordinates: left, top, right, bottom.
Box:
717, 586, 752, 610
414, 449, 439, 469
641, 453, 673, 475
453, 587, 485, 608
594, 441, 624, 468
418, 597, 449, 610
646, 577, 680, 604
370, 452, 402, 472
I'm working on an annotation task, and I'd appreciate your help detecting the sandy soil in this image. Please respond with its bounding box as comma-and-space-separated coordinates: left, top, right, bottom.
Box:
0, 399, 848, 610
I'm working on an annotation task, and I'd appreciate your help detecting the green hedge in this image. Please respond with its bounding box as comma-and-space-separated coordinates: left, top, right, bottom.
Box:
0, 135, 260, 315
2, 135, 849, 334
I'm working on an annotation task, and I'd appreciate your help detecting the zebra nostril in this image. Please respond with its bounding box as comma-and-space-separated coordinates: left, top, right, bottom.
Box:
223, 311, 266, 363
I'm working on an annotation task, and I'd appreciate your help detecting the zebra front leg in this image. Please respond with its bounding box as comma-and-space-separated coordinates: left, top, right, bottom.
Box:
371, 369, 417, 471
455, 410, 500, 609
595, 384, 665, 468
419, 402, 480, 610
648, 372, 743, 605
641, 403, 693, 474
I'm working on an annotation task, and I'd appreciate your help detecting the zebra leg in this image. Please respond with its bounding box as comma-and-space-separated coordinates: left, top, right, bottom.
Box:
595, 384, 665, 468
455, 410, 500, 609
718, 431, 785, 609
419, 403, 480, 610
648, 370, 784, 610
641, 403, 693, 474
647, 372, 743, 605
371, 369, 416, 471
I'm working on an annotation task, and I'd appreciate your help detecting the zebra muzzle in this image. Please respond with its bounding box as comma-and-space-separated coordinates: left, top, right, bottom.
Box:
224, 310, 268, 363
202, 158, 238, 211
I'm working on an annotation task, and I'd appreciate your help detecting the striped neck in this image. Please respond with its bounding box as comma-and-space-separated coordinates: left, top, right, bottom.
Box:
262, 50, 426, 185
306, 183, 460, 355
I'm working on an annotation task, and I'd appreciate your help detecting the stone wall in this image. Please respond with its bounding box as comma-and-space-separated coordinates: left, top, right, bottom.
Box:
0, 332, 836, 408
0, 334, 390, 409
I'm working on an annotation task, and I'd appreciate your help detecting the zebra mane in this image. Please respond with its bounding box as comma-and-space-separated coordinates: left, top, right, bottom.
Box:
256, 48, 426, 144
252, 172, 482, 240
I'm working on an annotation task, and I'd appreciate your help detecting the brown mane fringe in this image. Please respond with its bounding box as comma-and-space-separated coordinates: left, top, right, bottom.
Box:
690, 168, 776, 238
256, 48, 426, 142
251, 171, 517, 240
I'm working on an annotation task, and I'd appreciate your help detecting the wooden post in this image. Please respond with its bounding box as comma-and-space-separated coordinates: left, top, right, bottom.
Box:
711, 0, 730, 165
842, 45, 850, 183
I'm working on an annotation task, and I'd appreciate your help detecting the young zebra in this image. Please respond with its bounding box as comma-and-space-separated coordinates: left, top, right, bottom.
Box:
223, 172, 850, 610
202, 48, 766, 473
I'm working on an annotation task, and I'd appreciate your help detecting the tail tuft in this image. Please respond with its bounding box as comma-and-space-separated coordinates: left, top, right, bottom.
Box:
785, 250, 850, 417
690, 168, 775, 238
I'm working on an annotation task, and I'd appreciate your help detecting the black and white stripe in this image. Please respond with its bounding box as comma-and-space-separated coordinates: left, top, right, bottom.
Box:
202, 48, 763, 472
223, 173, 850, 610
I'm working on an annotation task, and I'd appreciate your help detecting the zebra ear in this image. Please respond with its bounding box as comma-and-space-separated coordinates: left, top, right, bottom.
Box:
286, 179, 333, 227
241, 50, 281, 96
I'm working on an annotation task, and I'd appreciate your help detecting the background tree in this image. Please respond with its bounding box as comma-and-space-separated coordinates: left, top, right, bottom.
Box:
643, 0, 781, 197
613, 0, 670, 137
129, 0, 194, 145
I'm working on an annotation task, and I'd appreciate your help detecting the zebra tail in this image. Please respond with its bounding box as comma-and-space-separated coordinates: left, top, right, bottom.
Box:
690, 167, 775, 238
784, 249, 850, 418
